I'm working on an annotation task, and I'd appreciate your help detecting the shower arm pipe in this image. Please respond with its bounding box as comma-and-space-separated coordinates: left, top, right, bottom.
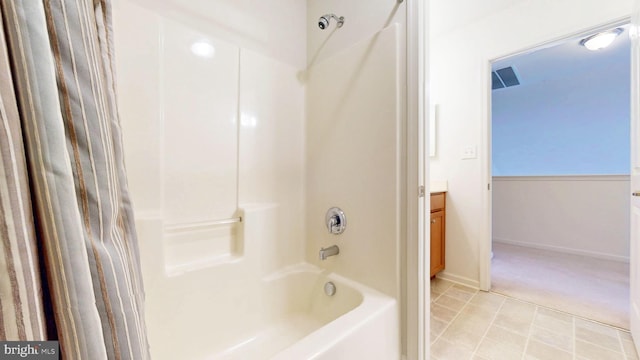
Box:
320, 14, 345, 29
164, 217, 242, 233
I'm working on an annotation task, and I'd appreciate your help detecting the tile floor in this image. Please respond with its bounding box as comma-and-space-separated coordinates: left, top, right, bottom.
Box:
430, 278, 639, 360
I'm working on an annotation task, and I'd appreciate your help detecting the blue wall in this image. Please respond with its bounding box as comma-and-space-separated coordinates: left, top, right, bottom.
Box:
492, 55, 630, 176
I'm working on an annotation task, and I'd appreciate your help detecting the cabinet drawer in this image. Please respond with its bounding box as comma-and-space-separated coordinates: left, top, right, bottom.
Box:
430, 192, 445, 212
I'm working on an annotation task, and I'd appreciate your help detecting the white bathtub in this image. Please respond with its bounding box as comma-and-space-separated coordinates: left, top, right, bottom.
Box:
138, 206, 400, 360
208, 264, 399, 360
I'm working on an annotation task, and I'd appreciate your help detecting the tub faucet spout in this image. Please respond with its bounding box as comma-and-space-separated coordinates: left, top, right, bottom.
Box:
319, 245, 340, 260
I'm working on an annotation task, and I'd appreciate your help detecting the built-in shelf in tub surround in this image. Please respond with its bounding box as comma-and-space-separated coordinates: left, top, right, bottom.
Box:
430, 180, 448, 194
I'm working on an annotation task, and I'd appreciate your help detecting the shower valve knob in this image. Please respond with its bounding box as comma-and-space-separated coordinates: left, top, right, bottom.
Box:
325, 207, 346, 234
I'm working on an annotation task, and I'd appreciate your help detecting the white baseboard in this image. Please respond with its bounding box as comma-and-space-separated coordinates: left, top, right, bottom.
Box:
493, 238, 630, 263
435, 271, 480, 290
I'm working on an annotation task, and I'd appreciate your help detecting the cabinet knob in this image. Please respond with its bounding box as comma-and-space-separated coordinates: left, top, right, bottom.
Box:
431, 219, 436, 224
633, 192, 640, 197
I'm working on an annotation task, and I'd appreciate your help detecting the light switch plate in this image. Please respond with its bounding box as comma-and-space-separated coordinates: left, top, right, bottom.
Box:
461, 146, 477, 160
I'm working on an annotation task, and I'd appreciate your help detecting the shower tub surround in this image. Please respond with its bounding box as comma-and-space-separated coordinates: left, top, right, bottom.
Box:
114, 0, 404, 358
137, 205, 399, 360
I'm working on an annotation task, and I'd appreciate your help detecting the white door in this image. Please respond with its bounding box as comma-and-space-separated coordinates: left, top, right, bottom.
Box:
631, 0, 640, 351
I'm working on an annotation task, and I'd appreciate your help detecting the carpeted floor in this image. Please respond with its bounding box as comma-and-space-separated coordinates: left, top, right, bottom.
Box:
491, 242, 630, 329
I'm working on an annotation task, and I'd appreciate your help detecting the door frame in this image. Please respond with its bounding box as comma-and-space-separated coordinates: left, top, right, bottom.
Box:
479, 17, 633, 291
406, 0, 429, 359
629, 0, 640, 350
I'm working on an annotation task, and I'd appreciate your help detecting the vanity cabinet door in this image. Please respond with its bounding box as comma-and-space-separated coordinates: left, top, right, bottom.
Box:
430, 210, 445, 277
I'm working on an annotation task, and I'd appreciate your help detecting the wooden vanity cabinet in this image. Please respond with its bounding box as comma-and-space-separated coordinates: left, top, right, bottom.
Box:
430, 192, 446, 277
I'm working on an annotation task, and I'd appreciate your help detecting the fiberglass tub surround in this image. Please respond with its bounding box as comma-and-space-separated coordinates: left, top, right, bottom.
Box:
138, 204, 399, 360
114, 0, 405, 358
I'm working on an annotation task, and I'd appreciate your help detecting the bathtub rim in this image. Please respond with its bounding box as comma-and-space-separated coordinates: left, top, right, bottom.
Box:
269, 266, 398, 360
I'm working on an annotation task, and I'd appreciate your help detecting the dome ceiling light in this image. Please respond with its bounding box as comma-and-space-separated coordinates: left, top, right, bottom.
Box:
580, 28, 623, 51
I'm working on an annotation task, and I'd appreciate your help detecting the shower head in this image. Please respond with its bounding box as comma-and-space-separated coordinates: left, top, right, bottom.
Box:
318, 14, 344, 30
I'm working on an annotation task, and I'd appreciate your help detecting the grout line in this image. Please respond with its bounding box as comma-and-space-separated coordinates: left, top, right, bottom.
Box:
571, 316, 578, 360
470, 293, 506, 358
575, 333, 627, 357
428, 281, 451, 346
433, 279, 633, 359
520, 305, 538, 360
429, 284, 478, 347
493, 290, 629, 359
617, 330, 627, 360
488, 289, 631, 332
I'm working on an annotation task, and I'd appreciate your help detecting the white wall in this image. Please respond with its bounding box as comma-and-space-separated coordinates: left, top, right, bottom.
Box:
430, 0, 633, 287
493, 176, 630, 261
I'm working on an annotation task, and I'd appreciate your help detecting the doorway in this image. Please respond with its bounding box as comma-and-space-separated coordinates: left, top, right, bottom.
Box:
487, 22, 631, 329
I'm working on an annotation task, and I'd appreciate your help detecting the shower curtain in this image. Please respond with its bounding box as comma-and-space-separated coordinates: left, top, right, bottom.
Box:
0, 0, 150, 359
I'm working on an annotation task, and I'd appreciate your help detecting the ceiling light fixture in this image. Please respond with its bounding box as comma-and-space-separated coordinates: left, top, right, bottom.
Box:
580, 28, 623, 51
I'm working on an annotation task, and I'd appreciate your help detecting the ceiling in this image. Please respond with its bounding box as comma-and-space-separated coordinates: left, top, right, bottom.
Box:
492, 24, 631, 88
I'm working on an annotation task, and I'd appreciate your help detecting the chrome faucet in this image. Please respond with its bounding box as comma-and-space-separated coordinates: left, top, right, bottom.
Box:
319, 245, 340, 260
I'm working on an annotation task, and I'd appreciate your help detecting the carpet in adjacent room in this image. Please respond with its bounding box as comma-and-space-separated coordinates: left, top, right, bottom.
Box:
491, 242, 629, 329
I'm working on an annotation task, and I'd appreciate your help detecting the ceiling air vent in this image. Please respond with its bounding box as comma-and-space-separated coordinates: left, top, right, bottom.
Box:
491, 66, 520, 90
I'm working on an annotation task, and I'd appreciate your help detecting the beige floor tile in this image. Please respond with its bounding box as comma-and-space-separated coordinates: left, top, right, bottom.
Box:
475, 337, 523, 360
525, 339, 572, 360
450, 284, 477, 297
530, 325, 573, 353
453, 284, 478, 292
458, 303, 497, 324
575, 326, 622, 352
435, 294, 468, 312
446, 314, 492, 337
484, 324, 528, 353
429, 278, 634, 360
533, 307, 573, 334
431, 302, 458, 323
432, 278, 455, 294
431, 337, 474, 360
492, 313, 533, 335
431, 317, 449, 337
575, 318, 620, 338
469, 291, 505, 312
621, 338, 639, 360
499, 298, 536, 320
618, 330, 633, 342
443, 287, 476, 303
441, 325, 485, 351
430, 332, 439, 344
536, 307, 574, 323
575, 339, 625, 360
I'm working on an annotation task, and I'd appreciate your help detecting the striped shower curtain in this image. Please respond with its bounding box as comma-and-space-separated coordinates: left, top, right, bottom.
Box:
0, 0, 150, 359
